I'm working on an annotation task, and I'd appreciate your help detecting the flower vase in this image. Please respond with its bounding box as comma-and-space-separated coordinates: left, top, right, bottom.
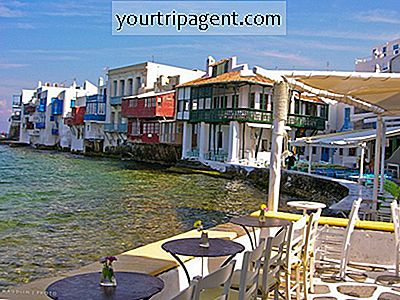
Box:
199, 232, 209, 248
100, 267, 117, 287
259, 210, 266, 223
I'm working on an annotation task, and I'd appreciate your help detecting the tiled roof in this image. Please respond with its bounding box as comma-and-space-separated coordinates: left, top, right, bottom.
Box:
178, 71, 274, 87
297, 94, 326, 104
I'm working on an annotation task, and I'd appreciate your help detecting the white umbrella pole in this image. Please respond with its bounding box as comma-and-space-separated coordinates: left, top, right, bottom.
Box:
308, 144, 312, 174
268, 81, 289, 212
373, 115, 383, 209
359, 143, 365, 184
379, 121, 386, 193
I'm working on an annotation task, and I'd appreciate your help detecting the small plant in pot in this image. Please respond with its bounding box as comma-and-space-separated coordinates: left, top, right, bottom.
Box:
99, 256, 117, 287
194, 220, 209, 248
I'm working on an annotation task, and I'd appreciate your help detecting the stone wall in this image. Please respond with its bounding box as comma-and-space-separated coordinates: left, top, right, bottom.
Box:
224, 166, 349, 211
104, 143, 182, 164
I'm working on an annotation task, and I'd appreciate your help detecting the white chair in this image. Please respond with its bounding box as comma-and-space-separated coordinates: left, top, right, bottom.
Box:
317, 198, 361, 280
229, 239, 266, 300
171, 280, 198, 300
302, 210, 321, 299
194, 260, 236, 300
259, 227, 287, 300
391, 200, 400, 276
284, 215, 308, 300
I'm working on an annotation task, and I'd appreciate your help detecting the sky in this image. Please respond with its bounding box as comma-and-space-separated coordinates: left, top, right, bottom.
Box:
0, 0, 399, 132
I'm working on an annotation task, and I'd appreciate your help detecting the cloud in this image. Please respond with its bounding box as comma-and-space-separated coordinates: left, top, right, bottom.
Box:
255, 50, 316, 66
356, 9, 400, 25
291, 29, 400, 42
0, 63, 28, 69
0, 3, 23, 17
39, 1, 107, 17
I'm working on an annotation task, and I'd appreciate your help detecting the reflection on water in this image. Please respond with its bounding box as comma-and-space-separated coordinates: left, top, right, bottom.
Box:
0, 145, 267, 288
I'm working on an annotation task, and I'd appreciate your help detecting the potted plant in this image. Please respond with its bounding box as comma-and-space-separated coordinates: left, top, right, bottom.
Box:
194, 220, 209, 248
259, 204, 269, 223
99, 256, 117, 286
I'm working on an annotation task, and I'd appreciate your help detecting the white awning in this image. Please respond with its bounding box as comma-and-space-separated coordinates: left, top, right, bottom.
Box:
254, 68, 400, 115
291, 126, 400, 148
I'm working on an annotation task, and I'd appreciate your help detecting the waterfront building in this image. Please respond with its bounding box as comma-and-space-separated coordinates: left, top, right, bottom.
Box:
104, 62, 204, 150
19, 80, 97, 148
63, 95, 86, 153
83, 77, 107, 153
177, 56, 328, 165
354, 38, 400, 130
14, 89, 35, 143
122, 75, 186, 144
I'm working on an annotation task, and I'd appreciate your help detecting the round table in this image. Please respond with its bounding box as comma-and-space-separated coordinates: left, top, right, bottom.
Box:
287, 200, 326, 215
230, 215, 291, 250
162, 238, 244, 284
46, 272, 164, 300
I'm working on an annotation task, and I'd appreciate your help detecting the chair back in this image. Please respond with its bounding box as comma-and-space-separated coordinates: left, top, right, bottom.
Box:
286, 215, 308, 266
260, 227, 287, 295
304, 210, 322, 261
391, 200, 400, 275
194, 260, 236, 300
237, 239, 266, 300
171, 280, 198, 300
339, 197, 361, 278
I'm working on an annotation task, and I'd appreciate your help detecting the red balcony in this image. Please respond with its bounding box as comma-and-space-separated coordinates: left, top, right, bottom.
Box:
122, 91, 175, 119
64, 107, 85, 126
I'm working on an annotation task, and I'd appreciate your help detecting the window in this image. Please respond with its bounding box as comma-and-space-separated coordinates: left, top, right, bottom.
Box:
211, 61, 229, 77
394, 44, 399, 55
232, 95, 239, 108
348, 148, 357, 156
129, 99, 137, 107
119, 80, 125, 96
217, 131, 223, 149
261, 139, 269, 152
128, 79, 133, 96
113, 81, 117, 96
312, 147, 317, 155
249, 93, 255, 108
339, 148, 343, 156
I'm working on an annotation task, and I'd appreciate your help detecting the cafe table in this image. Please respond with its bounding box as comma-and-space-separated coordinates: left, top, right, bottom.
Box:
162, 237, 244, 284
46, 271, 164, 300
287, 200, 326, 215
230, 215, 291, 250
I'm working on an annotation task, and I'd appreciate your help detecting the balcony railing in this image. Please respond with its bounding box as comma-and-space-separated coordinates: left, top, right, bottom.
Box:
84, 114, 106, 122
189, 108, 273, 124
189, 108, 326, 130
104, 123, 127, 133
35, 122, 45, 129
110, 96, 122, 105
286, 114, 326, 130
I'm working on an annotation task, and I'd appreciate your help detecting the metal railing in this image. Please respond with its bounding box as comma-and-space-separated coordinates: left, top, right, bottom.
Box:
190, 108, 273, 123
286, 114, 326, 130
104, 123, 127, 133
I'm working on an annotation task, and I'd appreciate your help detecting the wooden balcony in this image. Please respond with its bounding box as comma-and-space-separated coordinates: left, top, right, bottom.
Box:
189, 108, 273, 124
189, 108, 326, 130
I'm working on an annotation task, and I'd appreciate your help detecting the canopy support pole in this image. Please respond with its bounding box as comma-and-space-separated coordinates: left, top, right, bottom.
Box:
308, 144, 312, 174
358, 143, 365, 184
380, 120, 386, 193
373, 115, 383, 212
268, 81, 289, 212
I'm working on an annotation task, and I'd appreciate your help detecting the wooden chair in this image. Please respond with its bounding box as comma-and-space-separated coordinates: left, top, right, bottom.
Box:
171, 280, 198, 300
316, 198, 362, 280
284, 215, 308, 300
193, 260, 236, 300
391, 200, 400, 276
259, 227, 287, 300
302, 210, 321, 299
229, 239, 266, 300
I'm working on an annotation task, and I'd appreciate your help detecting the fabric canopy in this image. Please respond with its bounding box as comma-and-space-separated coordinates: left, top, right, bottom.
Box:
254, 68, 400, 116
291, 127, 400, 148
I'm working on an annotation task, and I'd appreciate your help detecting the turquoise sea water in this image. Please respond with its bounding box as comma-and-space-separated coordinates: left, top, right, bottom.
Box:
0, 145, 266, 288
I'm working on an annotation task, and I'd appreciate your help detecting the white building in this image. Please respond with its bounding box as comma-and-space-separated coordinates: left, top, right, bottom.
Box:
177, 56, 328, 165
19, 80, 97, 148
104, 62, 204, 150
354, 38, 400, 129
18, 89, 35, 143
